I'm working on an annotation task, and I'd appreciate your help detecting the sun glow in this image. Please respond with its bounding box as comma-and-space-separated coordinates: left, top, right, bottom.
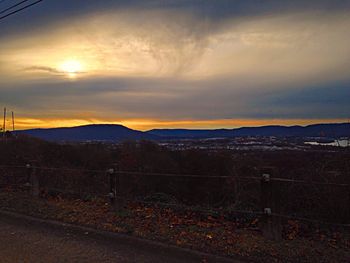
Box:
59, 60, 83, 77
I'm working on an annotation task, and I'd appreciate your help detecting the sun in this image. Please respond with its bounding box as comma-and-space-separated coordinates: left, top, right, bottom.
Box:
59, 60, 83, 76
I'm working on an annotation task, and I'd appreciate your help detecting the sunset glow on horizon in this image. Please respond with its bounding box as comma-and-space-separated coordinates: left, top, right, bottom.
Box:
12, 117, 348, 131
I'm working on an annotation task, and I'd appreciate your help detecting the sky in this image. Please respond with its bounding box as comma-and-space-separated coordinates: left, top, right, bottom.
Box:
0, 0, 350, 130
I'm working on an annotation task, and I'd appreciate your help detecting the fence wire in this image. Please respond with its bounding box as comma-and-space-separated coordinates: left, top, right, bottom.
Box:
0, 164, 349, 186
1, 164, 350, 228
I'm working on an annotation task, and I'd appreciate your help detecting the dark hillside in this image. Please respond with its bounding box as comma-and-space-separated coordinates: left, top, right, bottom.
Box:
16, 124, 159, 142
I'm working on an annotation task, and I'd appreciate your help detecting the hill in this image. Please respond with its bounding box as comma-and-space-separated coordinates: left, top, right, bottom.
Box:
16, 124, 159, 142
147, 123, 350, 138
15, 123, 350, 142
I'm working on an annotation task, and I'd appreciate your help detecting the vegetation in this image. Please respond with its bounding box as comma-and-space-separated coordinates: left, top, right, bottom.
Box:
0, 135, 349, 222
0, 135, 349, 261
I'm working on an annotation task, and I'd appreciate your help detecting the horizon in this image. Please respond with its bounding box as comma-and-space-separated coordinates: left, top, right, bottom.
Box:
1, 1, 350, 131
11, 119, 349, 132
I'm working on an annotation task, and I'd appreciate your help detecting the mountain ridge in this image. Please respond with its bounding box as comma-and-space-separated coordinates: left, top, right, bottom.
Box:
148, 123, 350, 138
15, 123, 350, 141
16, 124, 158, 142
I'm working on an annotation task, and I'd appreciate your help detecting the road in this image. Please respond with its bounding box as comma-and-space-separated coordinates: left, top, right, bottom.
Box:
0, 211, 238, 263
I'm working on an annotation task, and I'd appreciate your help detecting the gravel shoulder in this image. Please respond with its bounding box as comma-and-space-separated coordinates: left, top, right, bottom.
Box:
0, 210, 238, 263
0, 190, 349, 263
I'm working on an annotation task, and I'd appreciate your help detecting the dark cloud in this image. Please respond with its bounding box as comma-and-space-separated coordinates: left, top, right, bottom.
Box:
264, 81, 350, 119
1, 0, 350, 39
23, 66, 61, 74
1, 75, 349, 121
23, 66, 86, 75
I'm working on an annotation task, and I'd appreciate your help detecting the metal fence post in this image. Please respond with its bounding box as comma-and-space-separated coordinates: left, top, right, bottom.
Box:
348, 185, 350, 221
25, 164, 31, 184
260, 167, 282, 241
30, 161, 39, 198
113, 163, 125, 212
107, 168, 116, 210
24, 164, 32, 191
108, 164, 124, 213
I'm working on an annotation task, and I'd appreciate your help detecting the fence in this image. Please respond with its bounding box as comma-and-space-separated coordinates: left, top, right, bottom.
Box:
0, 163, 349, 241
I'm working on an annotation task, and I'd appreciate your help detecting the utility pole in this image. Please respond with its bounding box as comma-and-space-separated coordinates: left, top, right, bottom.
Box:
2, 107, 6, 137
12, 111, 15, 132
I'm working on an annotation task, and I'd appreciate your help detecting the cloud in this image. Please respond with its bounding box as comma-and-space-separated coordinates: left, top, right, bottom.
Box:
2, 9, 350, 82
1, 74, 349, 124
24, 66, 62, 74
0, 1, 350, 128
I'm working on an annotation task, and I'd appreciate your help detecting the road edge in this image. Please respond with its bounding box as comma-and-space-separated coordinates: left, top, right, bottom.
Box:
0, 209, 245, 263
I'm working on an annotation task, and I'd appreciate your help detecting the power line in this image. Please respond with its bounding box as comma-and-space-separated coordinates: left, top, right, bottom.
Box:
0, 0, 43, 21
0, 0, 32, 15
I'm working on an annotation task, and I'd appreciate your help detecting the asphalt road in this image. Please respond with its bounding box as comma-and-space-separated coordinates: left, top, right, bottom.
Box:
0, 212, 238, 263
